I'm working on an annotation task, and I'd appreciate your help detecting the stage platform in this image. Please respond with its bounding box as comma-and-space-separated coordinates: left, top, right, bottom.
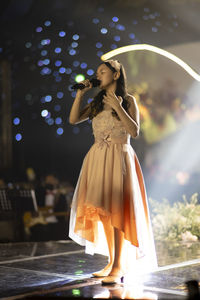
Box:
0, 240, 199, 299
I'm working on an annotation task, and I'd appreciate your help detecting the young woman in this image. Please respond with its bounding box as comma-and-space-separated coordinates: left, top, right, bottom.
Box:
69, 59, 157, 284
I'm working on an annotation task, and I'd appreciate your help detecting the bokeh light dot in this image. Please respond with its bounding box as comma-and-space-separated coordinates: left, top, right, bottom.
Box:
66, 68, 72, 74
72, 34, 79, 40
55, 117, 62, 124
54, 104, 61, 111
92, 18, 99, 24
59, 31, 66, 37
101, 28, 108, 34
59, 67, 66, 74
25, 42, 32, 48
80, 62, 87, 69
47, 118, 54, 125
87, 69, 94, 76
45, 95, 52, 102
57, 92, 64, 99
110, 44, 117, 50
69, 49, 76, 55
73, 61, 80, 67
71, 42, 78, 48
129, 33, 135, 39
112, 16, 119, 22
13, 117, 20, 125
71, 91, 76, 98
96, 42, 102, 48
55, 60, 62, 67
97, 51, 103, 57
41, 50, 48, 56
55, 47, 62, 53
57, 128, 64, 135
44, 20, 51, 26
15, 133, 22, 141
116, 24, 125, 31
41, 110, 48, 117
43, 59, 50, 65
152, 27, 158, 32
114, 35, 120, 42
36, 27, 43, 32
73, 127, 80, 134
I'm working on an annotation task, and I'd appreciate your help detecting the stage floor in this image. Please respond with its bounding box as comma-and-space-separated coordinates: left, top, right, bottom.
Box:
0, 240, 199, 299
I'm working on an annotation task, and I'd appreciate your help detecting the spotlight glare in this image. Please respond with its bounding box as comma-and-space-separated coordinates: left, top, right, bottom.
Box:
75, 74, 85, 83
101, 44, 200, 82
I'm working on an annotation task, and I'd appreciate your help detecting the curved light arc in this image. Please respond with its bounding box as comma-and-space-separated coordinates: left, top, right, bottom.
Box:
101, 44, 200, 82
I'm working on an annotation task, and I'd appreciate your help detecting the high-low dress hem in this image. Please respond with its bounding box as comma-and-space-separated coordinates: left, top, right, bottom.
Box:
69, 110, 157, 273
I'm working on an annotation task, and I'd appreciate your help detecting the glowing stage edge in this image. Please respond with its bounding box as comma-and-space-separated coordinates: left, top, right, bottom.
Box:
101, 44, 200, 82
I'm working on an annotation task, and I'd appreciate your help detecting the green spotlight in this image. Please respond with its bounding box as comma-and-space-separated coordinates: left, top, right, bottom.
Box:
75, 74, 85, 83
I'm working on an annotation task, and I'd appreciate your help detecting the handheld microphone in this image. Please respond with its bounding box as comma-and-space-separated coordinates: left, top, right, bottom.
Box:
71, 78, 101, 90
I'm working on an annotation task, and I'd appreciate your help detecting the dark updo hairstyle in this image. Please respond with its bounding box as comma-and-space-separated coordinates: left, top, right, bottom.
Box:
88, 60, 130, 120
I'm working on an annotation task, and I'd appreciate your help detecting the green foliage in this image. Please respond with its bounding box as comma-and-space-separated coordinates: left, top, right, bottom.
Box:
149, 193, 200, 242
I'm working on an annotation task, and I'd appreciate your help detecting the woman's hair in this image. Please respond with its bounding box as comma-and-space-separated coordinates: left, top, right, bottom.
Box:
88, 60, 130, 120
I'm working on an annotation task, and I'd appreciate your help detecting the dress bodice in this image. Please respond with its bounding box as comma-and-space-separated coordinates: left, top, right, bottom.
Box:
92, 109, 130, 147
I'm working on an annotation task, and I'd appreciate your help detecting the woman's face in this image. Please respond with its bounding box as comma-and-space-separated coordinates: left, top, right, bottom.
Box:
96, 64, 116, 90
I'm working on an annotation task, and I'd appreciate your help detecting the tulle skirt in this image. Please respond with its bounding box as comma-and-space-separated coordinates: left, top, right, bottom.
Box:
69, 141, 157, 274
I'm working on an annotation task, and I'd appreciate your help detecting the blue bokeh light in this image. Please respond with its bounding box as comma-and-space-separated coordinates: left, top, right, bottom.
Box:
41, 50, 48, 56
114, 35, 121, 41
66, 68, 72, 74
92, 18, 99, 24
80, 62, 87, 69
57, 127, 64, 135
45, 95, 52, 102
101, 28, 108, 34
73, 61, 80, 67
54, 105, 61, 112
44, 20, 51, 26
43, 59, 50, 65
112, 16, 119, 22
129, 33, 135, 39
55, 60, 62, 67
59, 67, 66, 74
59, 31, 66, 37
87, 69, 94, 76
55, 47, 62, 53
71, 42, 78, 48
36, 27, 42, 32
47, 118, 54, 125
69, 49, 76, 55
55, 117, 62, 124
13, 117, 20, 125
73, 127, 80, 134
15, 133, 22, 141
72, 34, 79, 40
57, 92, 64, 99
96, 42, 102, 48
116, 24, 125, 31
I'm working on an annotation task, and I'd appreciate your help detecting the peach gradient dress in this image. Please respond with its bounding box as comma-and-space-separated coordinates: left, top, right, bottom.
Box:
69, 108, 157, 273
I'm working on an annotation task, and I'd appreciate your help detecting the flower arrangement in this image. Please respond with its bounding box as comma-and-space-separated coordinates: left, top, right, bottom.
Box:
149, 193, 200, 242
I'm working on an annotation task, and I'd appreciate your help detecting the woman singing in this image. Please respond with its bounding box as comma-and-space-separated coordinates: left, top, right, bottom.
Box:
69, 59, 157, 284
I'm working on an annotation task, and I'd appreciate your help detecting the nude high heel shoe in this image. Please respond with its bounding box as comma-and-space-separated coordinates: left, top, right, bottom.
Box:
101, 272, 124, 285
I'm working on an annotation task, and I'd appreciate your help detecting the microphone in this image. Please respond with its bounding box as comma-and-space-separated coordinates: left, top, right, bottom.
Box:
71, 78, 101, 90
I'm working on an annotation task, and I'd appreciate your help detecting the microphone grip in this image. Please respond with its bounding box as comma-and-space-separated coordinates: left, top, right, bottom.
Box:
71, 83, 86, 90
71, 78, 100, 90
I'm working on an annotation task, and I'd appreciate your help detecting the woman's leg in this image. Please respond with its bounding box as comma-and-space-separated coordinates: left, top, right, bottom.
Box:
109, 227, 124, 275
92, 215, 114, 276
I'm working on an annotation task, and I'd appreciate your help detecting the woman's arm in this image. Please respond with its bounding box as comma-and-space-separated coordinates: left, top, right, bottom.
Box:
69, 80, 92, 124
103, 92, 140, 138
